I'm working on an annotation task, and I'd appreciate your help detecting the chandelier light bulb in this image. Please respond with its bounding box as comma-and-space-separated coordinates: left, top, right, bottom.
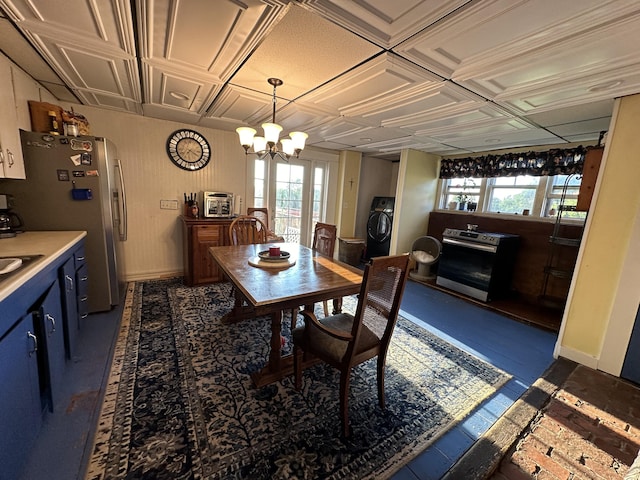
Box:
253, 136, 267, 153
280, 138, 294, 156
236, 127, 256, 148
289, 131, 308, 151
262, 122, 283, 145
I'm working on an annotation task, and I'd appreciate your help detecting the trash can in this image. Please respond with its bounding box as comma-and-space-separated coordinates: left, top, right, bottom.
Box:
338, 237, 365, 267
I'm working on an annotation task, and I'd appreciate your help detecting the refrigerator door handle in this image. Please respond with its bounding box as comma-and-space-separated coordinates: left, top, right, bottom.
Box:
115, 159, 127, 241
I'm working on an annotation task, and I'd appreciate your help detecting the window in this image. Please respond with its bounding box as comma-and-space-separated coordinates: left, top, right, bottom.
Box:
311, 167, 325, 229
253, 159, 266, 208
440, 174, 585, 220
442, 177, 481, 211
544, 174, 586, 219
486, 176, 539, 214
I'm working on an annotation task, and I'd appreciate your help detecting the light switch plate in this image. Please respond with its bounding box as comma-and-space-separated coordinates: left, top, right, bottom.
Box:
160, 199, 178, 210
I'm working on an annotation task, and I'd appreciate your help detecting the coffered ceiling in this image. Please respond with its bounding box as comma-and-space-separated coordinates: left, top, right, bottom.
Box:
1, 0, 638, 160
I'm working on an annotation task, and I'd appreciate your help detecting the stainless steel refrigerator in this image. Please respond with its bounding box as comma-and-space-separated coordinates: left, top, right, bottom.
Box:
1, 129, 127, 312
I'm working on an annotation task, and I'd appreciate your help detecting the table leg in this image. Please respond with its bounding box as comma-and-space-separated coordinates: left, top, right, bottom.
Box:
269, 310, 283, 374
332, 297, 343, 315
250, 309, 320, 388
221, 288, 256, 324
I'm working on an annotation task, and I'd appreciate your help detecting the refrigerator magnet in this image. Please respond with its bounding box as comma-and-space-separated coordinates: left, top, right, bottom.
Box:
86, 170, 99, 176
71, 188, 93, 200
57, 169, 70, 181
72, 170, 85, 177
81, 152, 92, 165
70, 154, 81, 166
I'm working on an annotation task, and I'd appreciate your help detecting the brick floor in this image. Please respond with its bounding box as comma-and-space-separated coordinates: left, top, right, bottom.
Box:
489, 365, 640, 480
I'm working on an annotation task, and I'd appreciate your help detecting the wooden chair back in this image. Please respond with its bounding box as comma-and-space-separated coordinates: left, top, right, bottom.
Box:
293, 254, 411, 437
247, 207, 269, 230
312, 222, 337, 258
229, 215, 268, 245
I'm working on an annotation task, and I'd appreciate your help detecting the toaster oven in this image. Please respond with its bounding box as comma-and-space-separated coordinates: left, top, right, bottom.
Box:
203, 192, 234, 218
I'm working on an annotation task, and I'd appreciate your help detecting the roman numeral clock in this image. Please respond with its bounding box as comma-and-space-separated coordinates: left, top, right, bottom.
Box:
166, 129, 211, 170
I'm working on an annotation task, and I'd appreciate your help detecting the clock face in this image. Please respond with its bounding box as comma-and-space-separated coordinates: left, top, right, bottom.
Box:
166, 129, 211, 170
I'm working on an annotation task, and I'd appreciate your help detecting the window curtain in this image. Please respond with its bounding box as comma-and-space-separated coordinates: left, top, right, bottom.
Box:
439, 146, 587, 179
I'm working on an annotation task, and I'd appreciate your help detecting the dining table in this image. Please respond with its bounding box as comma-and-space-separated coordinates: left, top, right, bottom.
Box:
208, 242, 363, 387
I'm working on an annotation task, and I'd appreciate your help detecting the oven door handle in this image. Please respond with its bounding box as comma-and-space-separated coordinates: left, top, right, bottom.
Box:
442, 237, 498, 253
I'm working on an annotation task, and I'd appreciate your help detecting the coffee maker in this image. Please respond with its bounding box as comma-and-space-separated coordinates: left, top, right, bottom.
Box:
0, 194, 24, 238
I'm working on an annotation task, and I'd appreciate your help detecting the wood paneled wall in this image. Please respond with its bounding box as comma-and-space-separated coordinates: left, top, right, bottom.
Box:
427, 212, 584, 303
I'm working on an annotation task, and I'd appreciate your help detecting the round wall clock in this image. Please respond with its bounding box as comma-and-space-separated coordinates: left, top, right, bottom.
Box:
166, 129, 211, 170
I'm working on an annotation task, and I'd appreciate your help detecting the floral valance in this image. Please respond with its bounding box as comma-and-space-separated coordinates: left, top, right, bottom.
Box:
439, 146, 587, 179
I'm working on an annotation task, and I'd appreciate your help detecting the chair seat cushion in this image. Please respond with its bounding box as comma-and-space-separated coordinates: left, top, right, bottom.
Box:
292, 313, 379, 363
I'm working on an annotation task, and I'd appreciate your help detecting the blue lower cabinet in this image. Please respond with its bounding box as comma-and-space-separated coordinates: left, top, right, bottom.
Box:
60, 257, 79, 359
0, 315, 41, 480
76, 262, 89, 329
34, 281, 67, 412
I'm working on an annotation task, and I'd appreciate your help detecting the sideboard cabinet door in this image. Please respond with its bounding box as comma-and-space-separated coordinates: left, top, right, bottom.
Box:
192, 224, 225, 285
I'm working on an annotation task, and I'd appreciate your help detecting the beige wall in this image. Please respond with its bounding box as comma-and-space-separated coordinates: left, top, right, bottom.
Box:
336, 150, 362, 238
355, 156, 396, 239
62, 105, 250, 280
391, 149, 440, 255
556, 93, 640, 371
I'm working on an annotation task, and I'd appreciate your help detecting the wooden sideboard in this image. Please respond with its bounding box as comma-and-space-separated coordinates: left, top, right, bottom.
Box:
181, 216, 233, 286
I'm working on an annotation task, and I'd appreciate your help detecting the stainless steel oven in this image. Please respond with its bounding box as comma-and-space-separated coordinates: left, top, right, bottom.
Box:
436, 228, 519, 302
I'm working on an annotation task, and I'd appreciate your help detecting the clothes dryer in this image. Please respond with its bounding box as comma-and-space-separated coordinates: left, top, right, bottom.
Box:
366, 196, 395, 258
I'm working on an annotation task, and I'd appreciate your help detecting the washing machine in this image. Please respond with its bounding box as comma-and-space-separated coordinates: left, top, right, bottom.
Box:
366, 196, 395, 258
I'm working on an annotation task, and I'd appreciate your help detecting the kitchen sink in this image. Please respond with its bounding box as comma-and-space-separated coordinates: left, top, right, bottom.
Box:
0, 258, 22, 274
0, 255, 44, 281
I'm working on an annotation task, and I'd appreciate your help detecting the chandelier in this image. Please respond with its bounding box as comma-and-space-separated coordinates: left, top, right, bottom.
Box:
236, 78, 308, 161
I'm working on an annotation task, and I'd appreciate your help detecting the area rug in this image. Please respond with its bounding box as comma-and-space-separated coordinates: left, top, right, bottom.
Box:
86, 278, 511, 480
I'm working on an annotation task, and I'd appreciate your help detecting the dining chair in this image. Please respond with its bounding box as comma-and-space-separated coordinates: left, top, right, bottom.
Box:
290, 222, 337, 330
229, 215, 268, 245
292, 253, 410, 437
247, 207, 269, 230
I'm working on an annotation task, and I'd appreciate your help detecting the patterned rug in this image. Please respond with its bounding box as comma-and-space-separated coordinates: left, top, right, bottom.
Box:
86, 278, 510, 480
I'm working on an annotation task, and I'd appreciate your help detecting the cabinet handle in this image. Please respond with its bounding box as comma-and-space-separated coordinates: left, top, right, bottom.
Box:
80, 276, 88, 282
65, 274, 74, 291
0, 147, 4, 166
27, 331, 38, 356
46, 313, 56, 334
76, 256, 85, 261
80, 313, 88, 319
7, 149, 14, 167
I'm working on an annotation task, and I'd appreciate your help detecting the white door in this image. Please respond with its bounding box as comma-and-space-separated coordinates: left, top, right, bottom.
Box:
269, 159, 311, 245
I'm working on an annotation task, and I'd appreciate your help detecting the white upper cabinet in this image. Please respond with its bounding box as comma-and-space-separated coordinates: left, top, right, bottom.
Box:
0, 55, 25, 179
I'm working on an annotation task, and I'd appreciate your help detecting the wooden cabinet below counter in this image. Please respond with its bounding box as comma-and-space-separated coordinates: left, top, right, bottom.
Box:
182, 216, 232, 286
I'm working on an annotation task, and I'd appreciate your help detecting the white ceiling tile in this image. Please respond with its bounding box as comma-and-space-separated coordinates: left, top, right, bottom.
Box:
353, 81, 484, 129
545, 117, 611, 138
300, 53, 441, 113
524, 100, 614, 127
298, 0, 470, 47
228, 3, 381, 99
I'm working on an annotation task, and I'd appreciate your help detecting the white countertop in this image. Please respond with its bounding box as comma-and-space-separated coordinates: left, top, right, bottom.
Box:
0, 231, 87, 303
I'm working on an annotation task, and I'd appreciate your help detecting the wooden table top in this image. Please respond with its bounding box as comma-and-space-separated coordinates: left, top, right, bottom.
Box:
209, 243, 363, 310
